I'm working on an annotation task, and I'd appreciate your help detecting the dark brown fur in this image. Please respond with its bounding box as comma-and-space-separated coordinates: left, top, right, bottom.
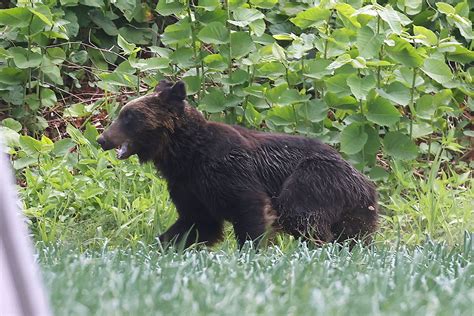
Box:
97, 80, 379, 248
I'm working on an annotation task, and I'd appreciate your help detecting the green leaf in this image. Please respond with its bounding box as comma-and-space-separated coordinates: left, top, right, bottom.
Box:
366, 96, 401, 126
397, 0, 422, 15
197, 0, 221, 11
378, 6, 402, 34
41, 88, 57, 107
229, 8, 265, 27
89, 10, 118, 36
272, 43, 286, 61
250, 0, 277, 9
245, 103, 263, 127
9, 47, 43, 69
335, 3, 361, 29
117, 34, 139, 55
199, 88, 226, 113
326, 74, 352, 96
2, 118, 22, 132
296, 99, 328, 123
347, 75, 376, 101
421, 57, 453, 85
340, 123, 368, 155
19, 135, 43, 156
249, 19, 266, 36
436, 2, 455, 15
385, 36, 423, 68
231, 32, 255, 58
29, 5, 53, 26
197, 22, 229, 44
46, 47, 66, 64
303, 59, 332, 80
356, 26, 384, 59
413, 25, 437, 46
0, 126, 20, 147
0, 7, 32, 28
290, 7, 330, 29
383, 131, 418, 160
415, 94, 435, 120
156, 0, 185, 16
377, 82, 410, 106
327, 54, 352, 70
161, 21, 192, 46
266, 106, 295, 126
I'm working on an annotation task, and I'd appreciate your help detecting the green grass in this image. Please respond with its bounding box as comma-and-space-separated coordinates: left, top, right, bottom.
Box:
40, 238, 473, 316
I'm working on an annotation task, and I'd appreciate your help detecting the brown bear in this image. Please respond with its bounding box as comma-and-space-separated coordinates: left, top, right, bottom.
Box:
97, 80, 378, 248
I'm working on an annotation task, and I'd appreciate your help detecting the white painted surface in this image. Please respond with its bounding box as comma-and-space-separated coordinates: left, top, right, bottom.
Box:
0, 144, 52, 316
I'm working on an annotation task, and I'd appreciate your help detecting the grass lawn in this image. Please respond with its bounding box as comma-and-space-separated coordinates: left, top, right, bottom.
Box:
40, 238, 473, 316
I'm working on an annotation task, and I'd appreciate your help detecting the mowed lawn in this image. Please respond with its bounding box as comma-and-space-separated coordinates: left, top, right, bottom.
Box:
40, 239, 473, 316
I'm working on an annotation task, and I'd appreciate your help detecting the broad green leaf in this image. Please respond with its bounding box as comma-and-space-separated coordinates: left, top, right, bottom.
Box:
231, 32, 255, 58
446, 45, 474, 64
272, 43, 286, 61
249, 19, 266, 36
156, 0, 185, 16
290, 7, 330, 29
199, 88, 226, 113
2, 118, 22, 132
46, 47, 66, 64
340, 123, 368, 155
89, 10, 118, 36
197, 0, 221, 11
377, 81, 410, 106
197, 22, 229, 44
0, 7, 31, 28
136, 57, 170, 71
397, 0, 422, 15
383, 131, 418, 160
363, 125, 381, 154
303, 59, 332, 79
70, 51, 88, 64
161, 22, 192, 46
436, 2, 455, 15
378, 6, 402, 34
327, 54, 352, 70
385, 36, 423, 68
245, 103, 263, 127
356, 26, 384, 59
41, 88, 57, 107
0, 126, 20, 147
296, 99, 328, 123
0, 67, 26, 85
266, 106, 295, 126
412, 121, 433, 138
421, 57, 453, 84
415, 94, 435, 119
28, 5, 53, 26
19, 135, 43, 156
250, 0, 277, 9
229, 8, 264, 27
324, 93, 357, 110
326, 74, 352, 96
413, 26, 437, 46
335, 3, 361, 29
9, 47, 42, 69
366, 96, 401, 126
117, 34, 138, 55
347, 75, 376, 101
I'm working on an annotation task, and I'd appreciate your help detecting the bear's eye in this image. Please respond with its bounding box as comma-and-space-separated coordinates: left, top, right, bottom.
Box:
121, 110, 135, 125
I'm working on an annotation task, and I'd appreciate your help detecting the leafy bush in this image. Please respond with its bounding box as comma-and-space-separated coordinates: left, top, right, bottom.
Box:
0, 0, 472, 245
1, 0, 472, 170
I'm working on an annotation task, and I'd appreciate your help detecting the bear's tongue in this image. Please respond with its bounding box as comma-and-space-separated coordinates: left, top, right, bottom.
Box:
116, 142, 131, 160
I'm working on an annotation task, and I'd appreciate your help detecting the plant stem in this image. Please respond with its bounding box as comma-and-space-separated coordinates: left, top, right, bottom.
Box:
187, 1, 200, 79
409, 68, 417, 139
323, 10, 333, 59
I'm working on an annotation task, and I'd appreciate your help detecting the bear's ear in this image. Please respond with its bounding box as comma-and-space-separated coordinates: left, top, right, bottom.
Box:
169, 81, 186, 101
155, 80, 173, 93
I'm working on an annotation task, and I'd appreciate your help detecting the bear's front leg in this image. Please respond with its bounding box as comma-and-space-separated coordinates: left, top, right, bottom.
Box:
159, 218, 224, 248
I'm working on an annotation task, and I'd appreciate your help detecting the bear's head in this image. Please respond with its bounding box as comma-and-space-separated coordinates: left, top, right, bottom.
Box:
97, 80, 186, 160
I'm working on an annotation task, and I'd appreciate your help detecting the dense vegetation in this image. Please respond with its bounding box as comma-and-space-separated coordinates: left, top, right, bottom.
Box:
0, 0, 472, 245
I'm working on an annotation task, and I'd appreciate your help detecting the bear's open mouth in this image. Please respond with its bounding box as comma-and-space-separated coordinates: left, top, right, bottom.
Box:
116, 142, 133, 160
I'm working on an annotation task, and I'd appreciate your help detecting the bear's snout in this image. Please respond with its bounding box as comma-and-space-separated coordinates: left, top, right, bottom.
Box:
97, 135, 114, 150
